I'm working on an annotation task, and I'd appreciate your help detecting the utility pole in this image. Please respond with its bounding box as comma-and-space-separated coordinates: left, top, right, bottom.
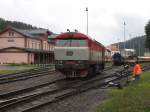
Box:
85, 7, 88, 35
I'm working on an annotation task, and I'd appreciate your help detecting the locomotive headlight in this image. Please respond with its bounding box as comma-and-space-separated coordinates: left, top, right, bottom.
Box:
55, 60, 63, 64
59, 60, 63, 64
78, 61, 81, 64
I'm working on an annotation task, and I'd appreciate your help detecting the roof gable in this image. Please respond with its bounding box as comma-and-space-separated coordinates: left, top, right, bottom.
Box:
0, 29, 24, 38
0, 26, 51, 40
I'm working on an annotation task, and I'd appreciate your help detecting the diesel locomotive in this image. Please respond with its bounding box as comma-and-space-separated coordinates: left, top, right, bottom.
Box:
54, 31, 105, 78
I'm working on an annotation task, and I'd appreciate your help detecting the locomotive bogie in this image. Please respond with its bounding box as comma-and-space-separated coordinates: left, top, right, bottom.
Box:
55, 62, 104, 78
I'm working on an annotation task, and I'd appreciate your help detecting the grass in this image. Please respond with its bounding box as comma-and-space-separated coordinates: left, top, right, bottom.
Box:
7, 63, 37, 67
96, 72, 150, 112
0, 64, 54, 75
0, 70, 18, 75
141, 62, 150, 67
6, 63, 54, 68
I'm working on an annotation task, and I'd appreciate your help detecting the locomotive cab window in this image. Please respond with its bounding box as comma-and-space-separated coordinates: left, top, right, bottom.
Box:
56, 39, 87, 47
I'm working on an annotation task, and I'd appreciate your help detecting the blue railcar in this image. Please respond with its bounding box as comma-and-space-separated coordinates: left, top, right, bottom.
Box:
112, 53, 124, 66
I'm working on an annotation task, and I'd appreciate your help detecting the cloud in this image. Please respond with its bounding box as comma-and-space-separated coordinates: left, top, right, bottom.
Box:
114, 13, 147, 40
0, 0, 150, 45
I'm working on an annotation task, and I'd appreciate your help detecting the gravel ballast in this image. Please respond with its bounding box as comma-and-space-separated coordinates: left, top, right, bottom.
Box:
30, 88, 108, 112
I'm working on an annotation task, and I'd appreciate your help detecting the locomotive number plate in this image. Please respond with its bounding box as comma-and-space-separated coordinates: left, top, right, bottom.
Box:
66, 51, 73, 56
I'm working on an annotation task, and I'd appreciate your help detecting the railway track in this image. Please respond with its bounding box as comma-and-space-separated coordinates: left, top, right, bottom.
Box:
0, 65, 113, 85
0, 66, 126, 112
20, 69, 130, 112
0, 78, 80, 112
20, 65, 150, 112
0, 66, 55, 84
142, 64, 150, 71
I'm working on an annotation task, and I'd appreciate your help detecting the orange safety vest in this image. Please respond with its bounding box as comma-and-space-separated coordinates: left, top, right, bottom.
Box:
133, 64, 142, 76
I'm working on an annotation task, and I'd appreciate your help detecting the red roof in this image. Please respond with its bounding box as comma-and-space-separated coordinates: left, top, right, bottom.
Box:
55, 32, 105, 50
55, 32, 90, 40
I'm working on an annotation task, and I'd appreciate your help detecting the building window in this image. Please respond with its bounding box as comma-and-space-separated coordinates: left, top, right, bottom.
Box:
32, 41, 34, 48
38, 43, 40, 49
35, 42, 37, 49
9, 32, 11, 36
28, 40, 30, 48
8, 32, 14, 36
12, 32, 14, 36
45, 43, 46, 50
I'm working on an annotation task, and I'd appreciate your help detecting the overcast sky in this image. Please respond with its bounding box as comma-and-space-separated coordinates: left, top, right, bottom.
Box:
0, 0, 150, 45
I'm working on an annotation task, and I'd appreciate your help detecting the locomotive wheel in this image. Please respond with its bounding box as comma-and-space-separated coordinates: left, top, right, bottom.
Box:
87, 66, 95, 77
99, 63, 104, 73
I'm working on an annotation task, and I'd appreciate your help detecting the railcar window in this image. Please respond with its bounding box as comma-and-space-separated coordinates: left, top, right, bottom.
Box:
56, 39, 87, 47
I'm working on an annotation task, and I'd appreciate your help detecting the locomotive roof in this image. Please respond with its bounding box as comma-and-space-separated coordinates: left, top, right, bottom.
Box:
55, 32, 90, 40
55, 32, 105, 49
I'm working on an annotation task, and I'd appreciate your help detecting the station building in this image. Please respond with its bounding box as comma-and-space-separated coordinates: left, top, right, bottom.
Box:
0, 26, 56, 64
120, 49, 135, 57
106, 45, 120, 56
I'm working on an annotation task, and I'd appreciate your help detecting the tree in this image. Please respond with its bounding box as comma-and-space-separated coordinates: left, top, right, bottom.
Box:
145, 20, 150, 50
0, 18, 38, 31
0, 18, 6, 31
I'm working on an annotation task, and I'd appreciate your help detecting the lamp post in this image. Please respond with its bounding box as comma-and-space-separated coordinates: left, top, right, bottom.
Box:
123, 21, 126, 57
123, 21, 126, 50
86, 7, 88, 35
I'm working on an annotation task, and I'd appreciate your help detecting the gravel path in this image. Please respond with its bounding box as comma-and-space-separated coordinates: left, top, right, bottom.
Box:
30, 88, 109, 112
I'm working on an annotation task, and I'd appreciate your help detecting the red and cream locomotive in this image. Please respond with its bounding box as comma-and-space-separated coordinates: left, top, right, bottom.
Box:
54, 31, 105, 77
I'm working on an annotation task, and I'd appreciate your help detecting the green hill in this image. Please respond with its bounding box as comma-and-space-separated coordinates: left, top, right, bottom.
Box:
0, 18, 40, 31
113, 35, 149, 56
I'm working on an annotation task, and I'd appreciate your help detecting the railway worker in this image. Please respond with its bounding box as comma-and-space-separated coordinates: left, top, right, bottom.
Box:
133, 61, 142, 81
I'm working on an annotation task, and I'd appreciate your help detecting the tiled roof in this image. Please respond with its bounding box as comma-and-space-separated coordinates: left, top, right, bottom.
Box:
14, 28, 37, 38
23, 29, 51, 35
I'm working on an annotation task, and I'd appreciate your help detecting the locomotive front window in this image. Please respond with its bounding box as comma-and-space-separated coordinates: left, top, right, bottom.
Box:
71, 40, 87, 47
56, 40, 70, 46
56, 39, 87, 47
